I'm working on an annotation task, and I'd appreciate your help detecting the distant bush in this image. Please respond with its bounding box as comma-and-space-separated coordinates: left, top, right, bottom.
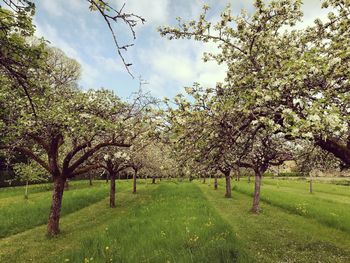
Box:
278, 172, 303, 177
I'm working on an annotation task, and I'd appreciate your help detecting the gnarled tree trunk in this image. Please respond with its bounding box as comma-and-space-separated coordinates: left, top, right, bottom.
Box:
252, 170, 262, 213
47, 175, 66, 236
110, 172, 116, 208
224, 171, 231, 198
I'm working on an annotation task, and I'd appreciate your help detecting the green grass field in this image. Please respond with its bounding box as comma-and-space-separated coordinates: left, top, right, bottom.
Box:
0, 178, 349, 262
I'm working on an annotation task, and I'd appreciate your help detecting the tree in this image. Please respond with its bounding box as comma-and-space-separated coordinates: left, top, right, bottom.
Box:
13, 160, 49, 199
101, 151, 130, 207
0, 46, 137, 235
235, 132, 293, 213
159, 0, 350, 168
295, 141, 341, 193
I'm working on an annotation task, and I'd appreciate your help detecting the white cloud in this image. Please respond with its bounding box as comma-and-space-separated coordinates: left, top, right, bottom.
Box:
40, 0, 64, 17
40, 0, 88, 17
114, 0, 170, 25
92, 55, 124, 73
137, 36, 226, 97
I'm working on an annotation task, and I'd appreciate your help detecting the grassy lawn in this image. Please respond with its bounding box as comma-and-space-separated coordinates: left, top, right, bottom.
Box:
0, 180, 129, 238
198, 180, 350, 263
0, 181, 248, 263
0, 179, 349, 262
232, 178, 350, 232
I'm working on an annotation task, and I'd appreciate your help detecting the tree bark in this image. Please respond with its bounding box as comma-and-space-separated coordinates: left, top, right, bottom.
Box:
309, 173, 313, 194
89, 173, 93, 186
133, 170, 137, 194
225, 171, 232, 198
47, 176, 66, 236
110, 172, 116, 208
316, 138, 350, 168
24, 180, 29, 199
252, 171, 262, 213
214, 176, 218, 190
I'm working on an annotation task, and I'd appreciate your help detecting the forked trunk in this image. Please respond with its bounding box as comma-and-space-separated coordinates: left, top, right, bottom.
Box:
110, 172, 116, 208
252, 171, 262, 213
214, 176, 218, 190
47, 176, 66, 236
133, 170, 137, 194
225, 171, 231, 198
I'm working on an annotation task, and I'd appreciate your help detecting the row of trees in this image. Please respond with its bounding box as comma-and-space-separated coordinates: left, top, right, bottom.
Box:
0, 0, 165, 236
1, 0, 349, 236
159, 0, 350, 212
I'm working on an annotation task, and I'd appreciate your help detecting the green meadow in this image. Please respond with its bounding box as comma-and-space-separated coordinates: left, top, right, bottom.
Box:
0, 179, 349, 262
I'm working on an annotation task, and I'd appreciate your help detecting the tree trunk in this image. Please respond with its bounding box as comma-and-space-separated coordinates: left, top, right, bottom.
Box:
237, 169, 241, 181
252, 171, 262, 213
110, 173, 116, 208
24, 180, 29, 199
248, 174, 251, 183
47, 176, 66, 236
133, 170, 137, 194
202, 176, 206, 184
225, 171, 232, 198
214, 176, 218, 190
89, 174, 93, 186
152, 176, 156, 184
309, 173, 313, 194
64, 180, 69, 190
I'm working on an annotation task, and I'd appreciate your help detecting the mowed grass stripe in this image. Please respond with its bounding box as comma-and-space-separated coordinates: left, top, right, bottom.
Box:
0, 180, 130, 238
0, 182, 152, 263
232, 180, 350, 233
198, 182, 350, 263
56, 182, 250, 263
263, 178, 350, 198
0, 180, 106, 199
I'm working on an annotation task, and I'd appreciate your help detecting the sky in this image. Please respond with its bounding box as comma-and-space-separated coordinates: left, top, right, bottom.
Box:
33, 0, 329, 100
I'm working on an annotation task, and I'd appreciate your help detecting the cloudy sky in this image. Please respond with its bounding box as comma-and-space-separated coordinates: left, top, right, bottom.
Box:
33, 0, 329, 99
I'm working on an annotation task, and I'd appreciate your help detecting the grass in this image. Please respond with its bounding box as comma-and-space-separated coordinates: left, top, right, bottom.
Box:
0, 181, 249, 263
0, 180, 105, 199
0, 178, 349, 262
232, 178, 350, 233
198, 180, 350, 263
0, 180, 129, 238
